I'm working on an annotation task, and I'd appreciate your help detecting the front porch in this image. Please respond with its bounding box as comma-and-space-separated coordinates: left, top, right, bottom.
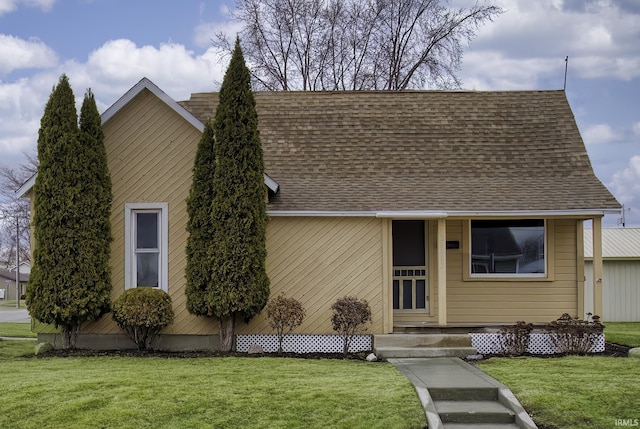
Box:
385, 216, 607, 332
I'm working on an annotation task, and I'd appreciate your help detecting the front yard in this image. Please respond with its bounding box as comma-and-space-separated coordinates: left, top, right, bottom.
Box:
0, 340, 425, 429
479, 356, 639, 429
478, 322, 640, 428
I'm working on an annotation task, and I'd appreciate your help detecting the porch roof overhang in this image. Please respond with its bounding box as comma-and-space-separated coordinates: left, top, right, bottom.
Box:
266, 208, 620, 218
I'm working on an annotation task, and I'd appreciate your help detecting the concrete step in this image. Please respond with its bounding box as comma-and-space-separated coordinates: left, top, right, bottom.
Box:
374, 333, 473, 348
435, 400, 516, 424
429, 387, 498, 401
443, 424, 522, 428
374, 346, 476, 358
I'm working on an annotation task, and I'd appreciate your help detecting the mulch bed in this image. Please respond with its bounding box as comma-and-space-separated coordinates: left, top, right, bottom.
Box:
468, 341, 631, 360
36, 348, 376, 360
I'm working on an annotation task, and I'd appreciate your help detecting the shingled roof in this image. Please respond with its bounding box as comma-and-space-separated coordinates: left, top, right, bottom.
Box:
180, 90, 619, 214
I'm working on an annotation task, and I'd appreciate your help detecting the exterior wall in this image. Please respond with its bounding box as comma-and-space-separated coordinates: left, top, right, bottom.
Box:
445, 218, 580, 324
83, 88, 213, 336
238, 216, 386, 335
585, 260, 640, 321
81, 89, 386, 337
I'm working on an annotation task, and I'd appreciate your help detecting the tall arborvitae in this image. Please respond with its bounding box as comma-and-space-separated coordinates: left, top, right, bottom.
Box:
27, 77, 112, 349
209, 38, 269, 352
76, 88, 113, 327
185, 120, 216, 316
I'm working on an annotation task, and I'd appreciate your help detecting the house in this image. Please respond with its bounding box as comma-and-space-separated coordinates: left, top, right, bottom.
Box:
584, 228, 640, 322
0, 268, 28, 301
18, 78, 620, 350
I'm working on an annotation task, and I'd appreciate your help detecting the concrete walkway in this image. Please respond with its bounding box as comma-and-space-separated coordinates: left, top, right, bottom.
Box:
0, 308, 30, 323
389, 357, 537, 429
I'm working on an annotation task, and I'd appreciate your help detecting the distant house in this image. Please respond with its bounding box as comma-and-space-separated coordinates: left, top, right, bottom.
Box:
18, 78, 620, 350
584, 228, 640, 322
0, 268, 28, 301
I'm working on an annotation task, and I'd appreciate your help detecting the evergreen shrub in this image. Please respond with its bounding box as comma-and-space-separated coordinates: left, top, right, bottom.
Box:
112, 288, 174, 351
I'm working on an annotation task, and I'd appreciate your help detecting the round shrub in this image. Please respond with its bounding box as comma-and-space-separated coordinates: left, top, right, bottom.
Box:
265, 294, 305, 354
112, 288, 174, 351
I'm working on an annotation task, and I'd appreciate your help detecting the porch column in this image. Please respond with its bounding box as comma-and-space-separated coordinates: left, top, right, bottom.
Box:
592, 216, 603, 318
437, 218, 447, 326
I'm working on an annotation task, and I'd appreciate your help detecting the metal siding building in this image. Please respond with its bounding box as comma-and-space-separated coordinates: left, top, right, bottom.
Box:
585, 228, 640, 321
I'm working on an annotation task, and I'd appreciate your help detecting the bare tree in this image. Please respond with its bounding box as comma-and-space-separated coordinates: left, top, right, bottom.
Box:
0, 149, 38, 266
217, 0, 502, 90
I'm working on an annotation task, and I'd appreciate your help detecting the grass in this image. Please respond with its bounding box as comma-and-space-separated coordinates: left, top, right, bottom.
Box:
479, 356, 640, 429
0, 341, 425, 429
0, 300, 26, 308
605, 322, 640, 347
0, 322, 36, 338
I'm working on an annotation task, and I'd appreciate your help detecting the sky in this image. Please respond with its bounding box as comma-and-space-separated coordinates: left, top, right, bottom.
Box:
0, 0, 638, 227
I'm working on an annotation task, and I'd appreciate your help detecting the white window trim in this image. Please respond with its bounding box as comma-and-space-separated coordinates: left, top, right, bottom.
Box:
469, 219, 548, 279
125, 203, 169, 292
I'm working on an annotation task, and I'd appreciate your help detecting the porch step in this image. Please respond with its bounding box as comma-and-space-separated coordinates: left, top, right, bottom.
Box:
375, 346, 476, 358
435, 400, 515, 424
442, 423, 521, 429
373, 334, 476, 358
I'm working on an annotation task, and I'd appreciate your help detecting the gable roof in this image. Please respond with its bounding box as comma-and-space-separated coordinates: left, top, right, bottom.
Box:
180, 90, 620, 215
584, 228, 640, 259
16, 78, 278, 198
0, 268, 29, 283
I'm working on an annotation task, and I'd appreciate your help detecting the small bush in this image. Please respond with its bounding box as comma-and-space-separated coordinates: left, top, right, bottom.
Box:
331, 296, 371, 356
112, 288, 174, 351
495, 321, 533, 356
546, 313, 604, 355
265, 294, 305, 354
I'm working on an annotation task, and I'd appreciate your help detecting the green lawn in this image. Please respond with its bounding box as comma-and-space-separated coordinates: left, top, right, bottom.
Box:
0, 300, 26, 308
605, 322, 640, 347
0, 322, 36, 338
0, 341, 425, 429
479, 356, 640, 429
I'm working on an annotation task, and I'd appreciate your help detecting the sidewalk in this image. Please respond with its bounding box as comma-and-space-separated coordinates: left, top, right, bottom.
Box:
0, 307, 30, 323
389, 357, 537, 429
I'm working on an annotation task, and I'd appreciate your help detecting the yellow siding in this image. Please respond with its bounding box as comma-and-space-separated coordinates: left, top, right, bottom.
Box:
238, 216, 385, 334
446, 218, 580, 324
83, 88, 215, 335
81, 89, 385, 336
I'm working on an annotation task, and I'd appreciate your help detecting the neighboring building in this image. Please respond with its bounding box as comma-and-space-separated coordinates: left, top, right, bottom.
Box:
0, 268, 28, 301
18, 78, 620, 349
584, 228, 640, 322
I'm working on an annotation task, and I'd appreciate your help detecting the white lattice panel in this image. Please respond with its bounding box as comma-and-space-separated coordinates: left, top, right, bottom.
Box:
236, 334, 372, 353
470, 333, 605, 354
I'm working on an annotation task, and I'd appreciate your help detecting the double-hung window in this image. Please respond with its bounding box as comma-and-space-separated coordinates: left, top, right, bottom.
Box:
470, 219, 546, 277
125, 203, 168, 291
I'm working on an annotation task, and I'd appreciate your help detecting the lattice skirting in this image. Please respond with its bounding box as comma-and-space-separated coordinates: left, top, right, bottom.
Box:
470, 333, 605, 354
237, 334, 372, 354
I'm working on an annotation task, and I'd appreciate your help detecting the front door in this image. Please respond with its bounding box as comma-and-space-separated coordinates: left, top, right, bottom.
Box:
392, 220, 429, 315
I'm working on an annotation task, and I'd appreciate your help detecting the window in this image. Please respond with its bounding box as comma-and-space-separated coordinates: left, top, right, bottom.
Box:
125, 203, 168, 291
471, 219, 545, 276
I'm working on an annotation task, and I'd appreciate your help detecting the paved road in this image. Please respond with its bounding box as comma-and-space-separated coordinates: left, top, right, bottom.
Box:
0, 308, 30, 323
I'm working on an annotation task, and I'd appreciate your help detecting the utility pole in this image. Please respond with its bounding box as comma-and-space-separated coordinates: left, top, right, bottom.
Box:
16, 213, 19, 308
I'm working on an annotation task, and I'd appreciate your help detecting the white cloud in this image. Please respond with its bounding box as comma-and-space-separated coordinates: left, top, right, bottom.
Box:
608, 155, 640, 226
0, 77, 52, 162
0, 34, 58, 74
459, 0, 640, 88
193, 5, 240, 49
75, 39, 226, 101
582, 123, 623, 146
632, 122, 640, 138
0, 0, 54, 15
0, 38, 228, 167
